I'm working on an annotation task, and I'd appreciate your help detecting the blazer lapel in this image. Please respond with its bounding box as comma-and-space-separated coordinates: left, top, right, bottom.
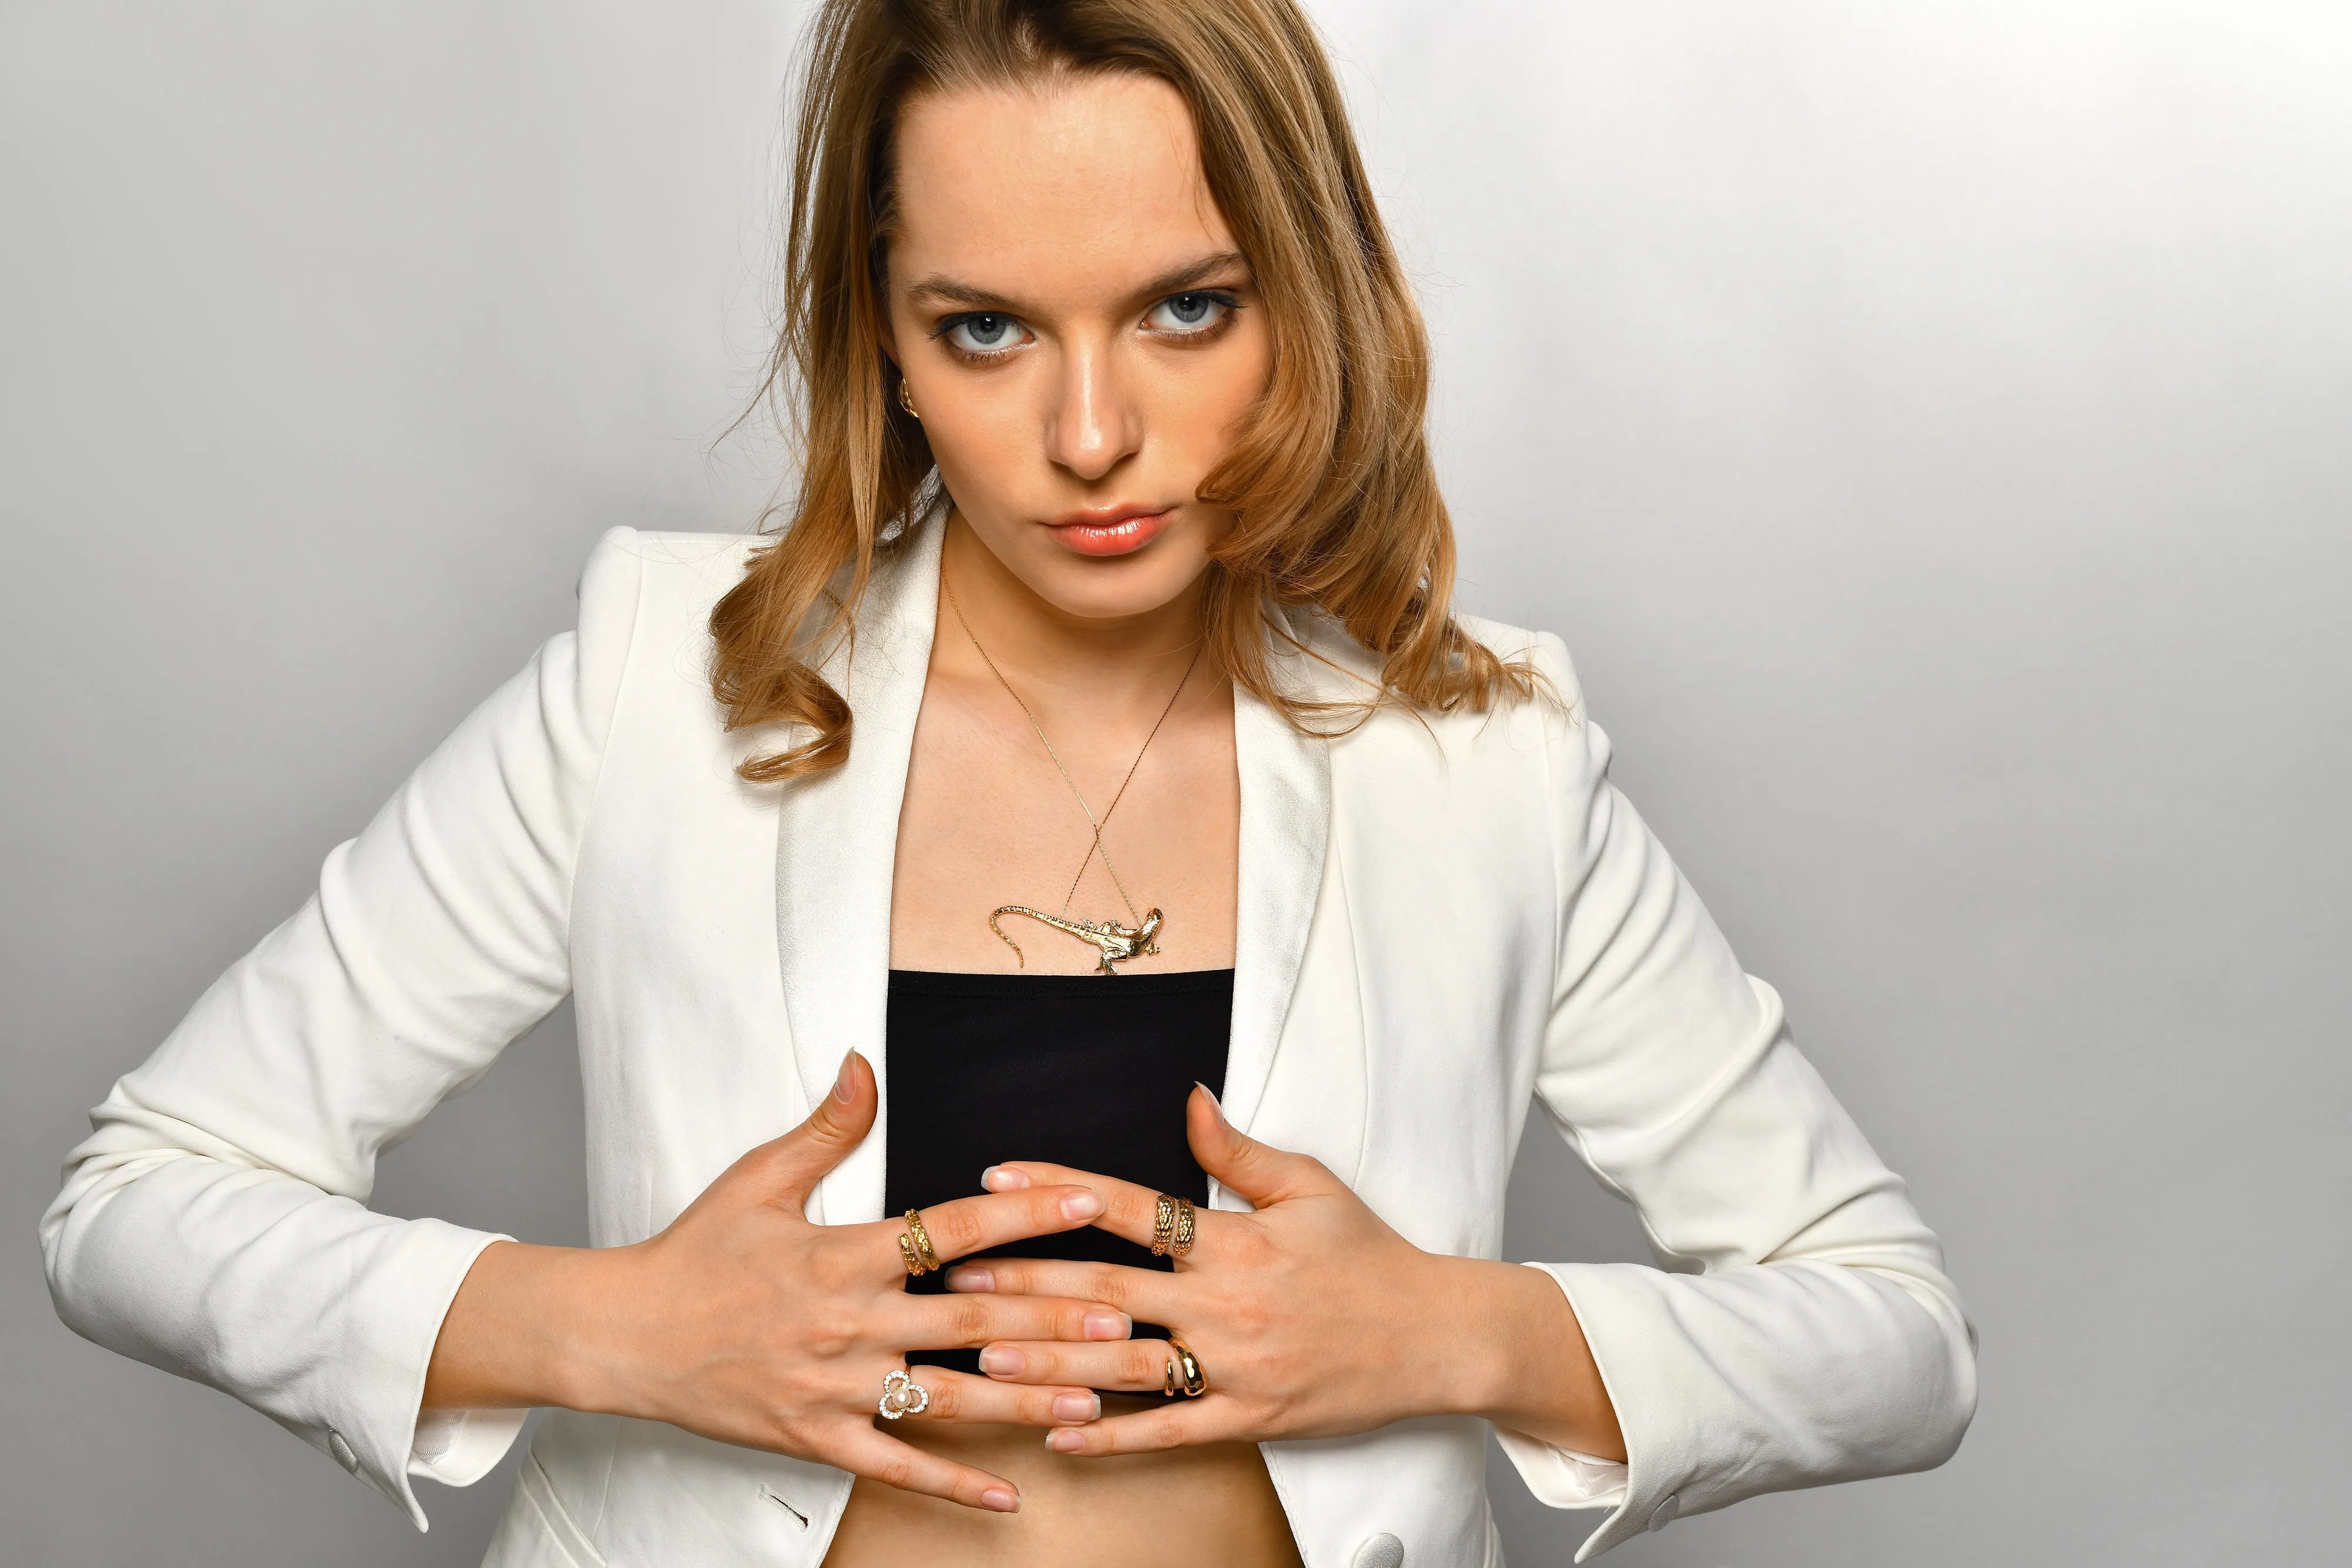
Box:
776, 523, 943, 1226
1218, 618, 1334, 1189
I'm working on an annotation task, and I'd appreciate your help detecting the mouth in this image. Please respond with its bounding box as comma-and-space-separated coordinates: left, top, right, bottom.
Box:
1043, 506, 1177, 558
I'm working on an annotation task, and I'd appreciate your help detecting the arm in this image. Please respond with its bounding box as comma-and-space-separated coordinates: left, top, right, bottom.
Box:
40, 528, 647, 1526
1490, 631, 1977, 1554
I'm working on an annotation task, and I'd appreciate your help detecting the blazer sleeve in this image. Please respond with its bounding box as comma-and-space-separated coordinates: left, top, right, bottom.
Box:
1491, 633, 1977, 1562
40, 526, 646, 1530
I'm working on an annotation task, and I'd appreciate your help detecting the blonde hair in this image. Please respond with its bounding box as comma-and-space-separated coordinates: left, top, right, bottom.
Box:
713, 0, 1534, 781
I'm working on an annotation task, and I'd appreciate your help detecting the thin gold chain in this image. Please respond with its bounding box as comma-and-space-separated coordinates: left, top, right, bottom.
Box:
943, 576, 1202, 922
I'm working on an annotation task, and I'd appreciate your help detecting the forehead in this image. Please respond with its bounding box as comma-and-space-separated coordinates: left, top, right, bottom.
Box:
890, 72, 1236, 302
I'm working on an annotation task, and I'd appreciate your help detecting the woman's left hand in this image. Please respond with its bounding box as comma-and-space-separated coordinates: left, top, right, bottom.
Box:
945, 1085, 1625, 1460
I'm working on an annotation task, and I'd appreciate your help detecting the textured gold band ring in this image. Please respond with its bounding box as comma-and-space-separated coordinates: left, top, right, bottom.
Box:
1151, 1194, 1197, 1258
1163, 1338, 1207, 1398
1151, 1194, 1177, 1256
900, 1209, 941, 1276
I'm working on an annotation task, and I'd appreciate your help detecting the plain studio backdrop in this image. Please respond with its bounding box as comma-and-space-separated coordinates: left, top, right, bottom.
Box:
4, 2, 2346, 1563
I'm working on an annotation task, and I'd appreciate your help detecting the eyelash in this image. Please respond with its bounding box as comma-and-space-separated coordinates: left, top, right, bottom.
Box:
928, 289, 1244, 365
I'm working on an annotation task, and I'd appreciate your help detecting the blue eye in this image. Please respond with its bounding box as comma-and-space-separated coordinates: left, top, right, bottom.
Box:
1145, 292, 1232, 333
944, 312, 1028, 355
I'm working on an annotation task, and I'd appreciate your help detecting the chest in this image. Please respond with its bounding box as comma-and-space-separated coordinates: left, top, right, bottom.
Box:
888, 676, 1241, 975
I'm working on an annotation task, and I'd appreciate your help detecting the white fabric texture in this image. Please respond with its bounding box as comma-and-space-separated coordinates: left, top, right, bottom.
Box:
44, 524, 1975, 1564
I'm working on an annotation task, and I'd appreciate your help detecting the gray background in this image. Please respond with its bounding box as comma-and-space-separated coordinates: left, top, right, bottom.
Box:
4, 1, 2345, 1563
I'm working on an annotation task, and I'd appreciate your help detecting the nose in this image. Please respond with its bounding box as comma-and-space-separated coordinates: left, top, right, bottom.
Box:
1044, 338, 1138, 483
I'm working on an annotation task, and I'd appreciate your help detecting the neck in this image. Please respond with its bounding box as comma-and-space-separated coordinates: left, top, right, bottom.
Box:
936, 513, 1213, 729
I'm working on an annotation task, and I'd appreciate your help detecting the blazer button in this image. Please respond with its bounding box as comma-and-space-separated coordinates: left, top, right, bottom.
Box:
326, 1430, 361, 1475
1647, 1493, 1681, 1532
1351, 1532, 1404, 1568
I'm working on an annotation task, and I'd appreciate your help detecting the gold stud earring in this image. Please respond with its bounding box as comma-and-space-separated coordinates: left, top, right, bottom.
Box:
897, 377, 919, 419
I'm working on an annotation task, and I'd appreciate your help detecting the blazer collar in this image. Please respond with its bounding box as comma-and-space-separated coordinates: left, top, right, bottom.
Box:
775, 521, 1333, 1225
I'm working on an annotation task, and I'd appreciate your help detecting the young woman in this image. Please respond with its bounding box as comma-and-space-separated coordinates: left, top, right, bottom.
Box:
44, 2, 1976, 1564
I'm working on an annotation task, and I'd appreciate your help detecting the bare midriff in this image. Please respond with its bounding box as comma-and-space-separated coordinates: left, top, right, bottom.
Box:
821, 1396, 1302, 1567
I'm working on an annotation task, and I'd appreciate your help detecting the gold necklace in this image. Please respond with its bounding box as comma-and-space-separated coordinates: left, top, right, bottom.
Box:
943, 576, 1202, 975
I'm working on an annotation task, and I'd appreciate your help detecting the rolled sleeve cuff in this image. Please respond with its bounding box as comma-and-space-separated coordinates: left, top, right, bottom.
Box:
409, 1406, 528, 1487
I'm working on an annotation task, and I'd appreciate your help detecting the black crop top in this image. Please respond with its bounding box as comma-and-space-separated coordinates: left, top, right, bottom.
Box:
884, 966, 1233, 1377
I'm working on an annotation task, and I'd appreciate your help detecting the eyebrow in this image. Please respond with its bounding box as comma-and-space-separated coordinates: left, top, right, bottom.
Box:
902, 249, 1251, 313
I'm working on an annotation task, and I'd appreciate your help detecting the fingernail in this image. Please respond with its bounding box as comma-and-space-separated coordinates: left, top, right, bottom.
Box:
1083, 1309, 1130, 1340
984, 1165, 1030, 1191
1053, 1392, 1100, 1423
947, 1266, 993, 1292
1196, 1081, 1225, 1122
1046, 1428, 1084, 1453
979, 1344, 1025, 1376
981, 1487, 1020, 1513
834, 1053, 857, 1102
1060, 1189, 1102, 1222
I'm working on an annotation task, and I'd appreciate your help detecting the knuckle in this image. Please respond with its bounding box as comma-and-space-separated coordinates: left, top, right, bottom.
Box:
950, 1297, 993, 1345
930, 1203, 983, 1254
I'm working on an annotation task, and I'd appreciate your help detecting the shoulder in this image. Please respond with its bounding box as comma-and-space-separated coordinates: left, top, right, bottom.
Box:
579, 527, 763, 620
1281, 604, 1588, 740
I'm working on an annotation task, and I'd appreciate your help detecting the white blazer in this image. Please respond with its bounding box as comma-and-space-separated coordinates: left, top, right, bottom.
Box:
45, 523, 1975, 1567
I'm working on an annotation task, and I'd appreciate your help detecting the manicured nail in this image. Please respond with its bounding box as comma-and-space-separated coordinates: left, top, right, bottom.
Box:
1196, 1081, 1224, 1122
979, 1345, 1025, 1376
1060, 1189, 1103, 1222
834, 1053, 857, 1102
984, 1165, 1030, 1191
981, 1487, 1020, 1513
1083, 1310, 1130, 1340
1046, 1428, 1084, 1453
1052, 1392, 1100, 1423
947, 1266, 993, 1292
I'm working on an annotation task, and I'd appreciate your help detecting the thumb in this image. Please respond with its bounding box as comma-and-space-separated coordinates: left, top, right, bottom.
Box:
1187, 1082, 1324, 1207
747, 1049, 877, 1209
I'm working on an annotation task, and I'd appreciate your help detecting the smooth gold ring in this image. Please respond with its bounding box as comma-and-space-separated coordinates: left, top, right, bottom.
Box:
1162, 1338, 1207, 1398
1151, 1193, 1178, 1257
1171, 1197, 1197, 1258
900, 1209, 941, 1276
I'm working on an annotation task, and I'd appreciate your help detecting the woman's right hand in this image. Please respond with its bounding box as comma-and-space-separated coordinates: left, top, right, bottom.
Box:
423, 1049, 1129, 1512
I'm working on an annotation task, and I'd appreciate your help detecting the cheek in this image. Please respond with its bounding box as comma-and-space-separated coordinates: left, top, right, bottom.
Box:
1162, 341, 1274, 462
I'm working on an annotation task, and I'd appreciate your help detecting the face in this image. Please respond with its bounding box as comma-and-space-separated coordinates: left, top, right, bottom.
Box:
883, 72, 1272, 623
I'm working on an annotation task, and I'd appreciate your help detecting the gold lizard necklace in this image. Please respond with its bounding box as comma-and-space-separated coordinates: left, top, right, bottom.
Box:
943, 576, 1202, 976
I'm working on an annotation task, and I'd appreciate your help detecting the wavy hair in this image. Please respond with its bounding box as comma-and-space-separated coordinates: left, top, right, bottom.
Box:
712, 0, 1535, 781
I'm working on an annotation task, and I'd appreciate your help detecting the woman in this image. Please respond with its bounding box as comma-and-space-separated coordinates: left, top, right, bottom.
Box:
42, 1, 1976, 1564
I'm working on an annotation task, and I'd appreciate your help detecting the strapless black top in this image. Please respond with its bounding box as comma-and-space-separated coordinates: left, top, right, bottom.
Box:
884, 967, 1233, 1376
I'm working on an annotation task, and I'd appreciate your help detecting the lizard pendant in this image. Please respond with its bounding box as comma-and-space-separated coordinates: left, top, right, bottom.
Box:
989, 906, 1164, 975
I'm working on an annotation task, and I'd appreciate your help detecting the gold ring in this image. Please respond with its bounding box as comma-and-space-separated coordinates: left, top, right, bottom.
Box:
1171, 1197, 1196, 1257
1151, 1193, 1178, 1257
1163, 1338, 1207, 1398
878, 1368, 930, 1419
900, 1209, 941, 1276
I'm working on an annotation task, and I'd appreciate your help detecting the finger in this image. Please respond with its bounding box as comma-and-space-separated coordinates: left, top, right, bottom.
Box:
944, 1256, 1180, 1319
976, 1162, 1171, 1252
973, 1337, 1172, 1393
894, 1182, 1105, 1266
906, 1368, 1105, 1427
1043, 1399, 1236, 1457
1186, 1083, 1332, 1207
898, 1289, 1134, 1349
829, 1422, 1021, 1513
715, 1051, 876, 1212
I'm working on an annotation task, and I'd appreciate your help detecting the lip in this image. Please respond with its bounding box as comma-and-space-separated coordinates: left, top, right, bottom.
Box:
1042, 505, 1177, 558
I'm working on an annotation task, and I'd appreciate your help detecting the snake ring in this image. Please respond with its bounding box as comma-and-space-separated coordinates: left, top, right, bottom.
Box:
898, 1209, 941, 1276
878, 1368, 931, 1419
1151, 1195, 1197, 1258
